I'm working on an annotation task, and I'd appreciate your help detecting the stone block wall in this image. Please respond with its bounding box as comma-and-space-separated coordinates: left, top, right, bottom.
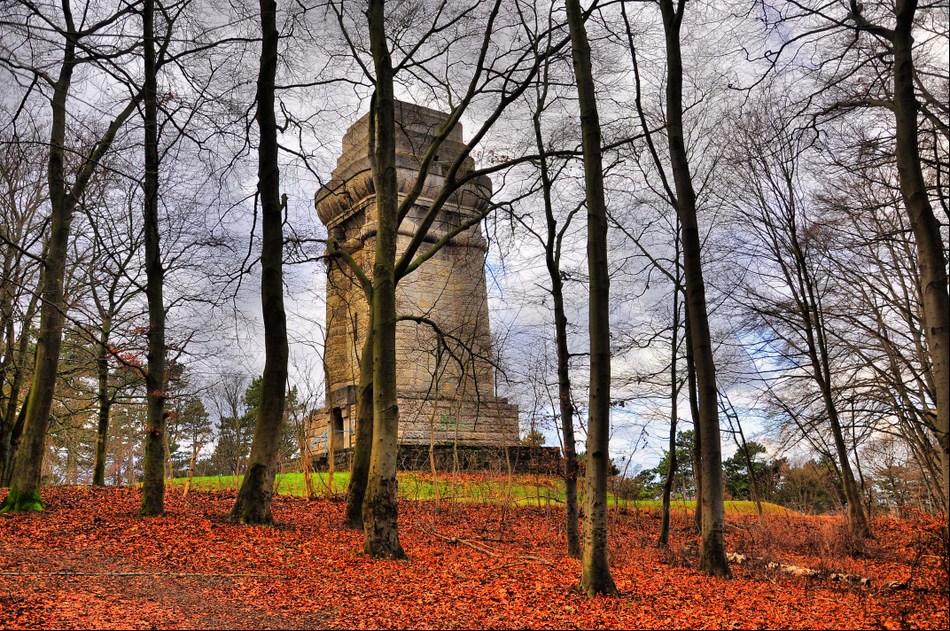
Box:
311, 101, 519, 456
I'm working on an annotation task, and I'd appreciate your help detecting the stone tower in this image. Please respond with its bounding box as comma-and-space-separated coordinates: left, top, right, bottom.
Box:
315, 101, 519, 453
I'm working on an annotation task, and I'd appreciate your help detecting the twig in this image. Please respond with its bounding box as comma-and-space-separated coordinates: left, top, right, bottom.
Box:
421, 527, 553, 566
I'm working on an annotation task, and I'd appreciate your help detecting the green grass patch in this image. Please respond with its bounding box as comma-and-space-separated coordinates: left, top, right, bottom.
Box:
167, 472, 790, 515
168, 472, 350, 496
608, 498, 791, 515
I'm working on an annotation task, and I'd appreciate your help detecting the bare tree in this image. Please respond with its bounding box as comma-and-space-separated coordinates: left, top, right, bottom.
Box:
0, 0, 144, 512
566, 0, 618, 597
0, 131, 47, 483
322, 0, 577, 555
847, 3, 949, 512
723, 96, 871, 536
229, 0, 290, 525
654, 0, 730, 576
759, 0, 949, 515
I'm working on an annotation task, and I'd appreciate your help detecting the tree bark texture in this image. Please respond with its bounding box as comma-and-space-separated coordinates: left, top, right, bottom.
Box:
566, 0, 617, 597
533, 86, 581, 559
362, 0, 406, 559
92, 320, 112, 486
0, 6, 78, 512
140, 0, 167, 516
0, 288, 36, 486
658, 0, 730, 577
889, 0, 950, 515
685, 312, 702, 532
346, 314, 374, 529
231, 0, 290, 525
659, 283, 681, 547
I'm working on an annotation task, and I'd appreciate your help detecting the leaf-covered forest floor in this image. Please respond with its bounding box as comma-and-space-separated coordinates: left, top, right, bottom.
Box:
1, 486, 946, 629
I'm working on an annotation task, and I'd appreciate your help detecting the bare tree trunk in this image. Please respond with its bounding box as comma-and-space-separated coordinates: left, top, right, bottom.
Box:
818, 375, 869, 534
346, 317, 373, 528
0, 374, 22, 485
658, 282, 681, 547
685, 312, 702, 532
231, 0, 289, 525
1, 384, 29, 487
361, 0, 405, 559
429, 413, 441, 513
790, 216, 869, 534
140, 0, 167, 516
182, 440, 201, 498
566, 0, 617, 597
533, 79, 581, 559
0, 255, 24, 480
1, 2, 139, 510
0, 22, 76, 512
327, 413, 336, 498
0, 288, 37, 486
301, 434, 315, 499
553, 251, 581, 559
722, 395, 764, 523
92, 320, 112, 485
658, 0, 729, 577
887, 0, 950, 515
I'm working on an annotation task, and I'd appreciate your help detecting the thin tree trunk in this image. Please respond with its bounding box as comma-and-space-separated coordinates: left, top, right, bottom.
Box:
566, 0, 617, 597
2, 384, 29, 487
778, 163, 871, 535
533, 79, 581, 559
0, 258, 17, 475
722, 396, 764, 523
362, 0, 405, 559
140, 0, 167, 516
553, 256, 581, 560
426, 354, 443, 513
163, 424, 173, 481
231, 0, 289, 525
92, 320, 112, 486
0, 286, 38, 485
429, 412, 441, 513
182, 437, 201, 498
346, 317, 373, 528
0, 8, 77, 512
0, 371, 20, 484
658, 283, 681, 547
685, 311, 702, 532
818, 376, 869, 534
659, 0, 730, 577
799, 248, 869, 534
327, 413, 336, 498
301, 434, 314, 499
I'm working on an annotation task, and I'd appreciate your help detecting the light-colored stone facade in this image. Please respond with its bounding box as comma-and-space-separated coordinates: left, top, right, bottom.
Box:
312, 101, 519, 454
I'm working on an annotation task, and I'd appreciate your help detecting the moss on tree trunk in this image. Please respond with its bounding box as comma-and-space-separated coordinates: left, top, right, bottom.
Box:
0, 486, 44, 513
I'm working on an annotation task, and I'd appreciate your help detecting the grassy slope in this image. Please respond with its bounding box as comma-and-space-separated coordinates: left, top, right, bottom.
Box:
169, 472, 790, 515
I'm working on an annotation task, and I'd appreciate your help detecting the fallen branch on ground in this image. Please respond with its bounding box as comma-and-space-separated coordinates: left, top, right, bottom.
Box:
725, 552, 885, 588
421, 527, 554, 566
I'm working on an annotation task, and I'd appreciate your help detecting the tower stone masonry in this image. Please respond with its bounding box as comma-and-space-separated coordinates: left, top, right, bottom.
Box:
314, 101, 519, 454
